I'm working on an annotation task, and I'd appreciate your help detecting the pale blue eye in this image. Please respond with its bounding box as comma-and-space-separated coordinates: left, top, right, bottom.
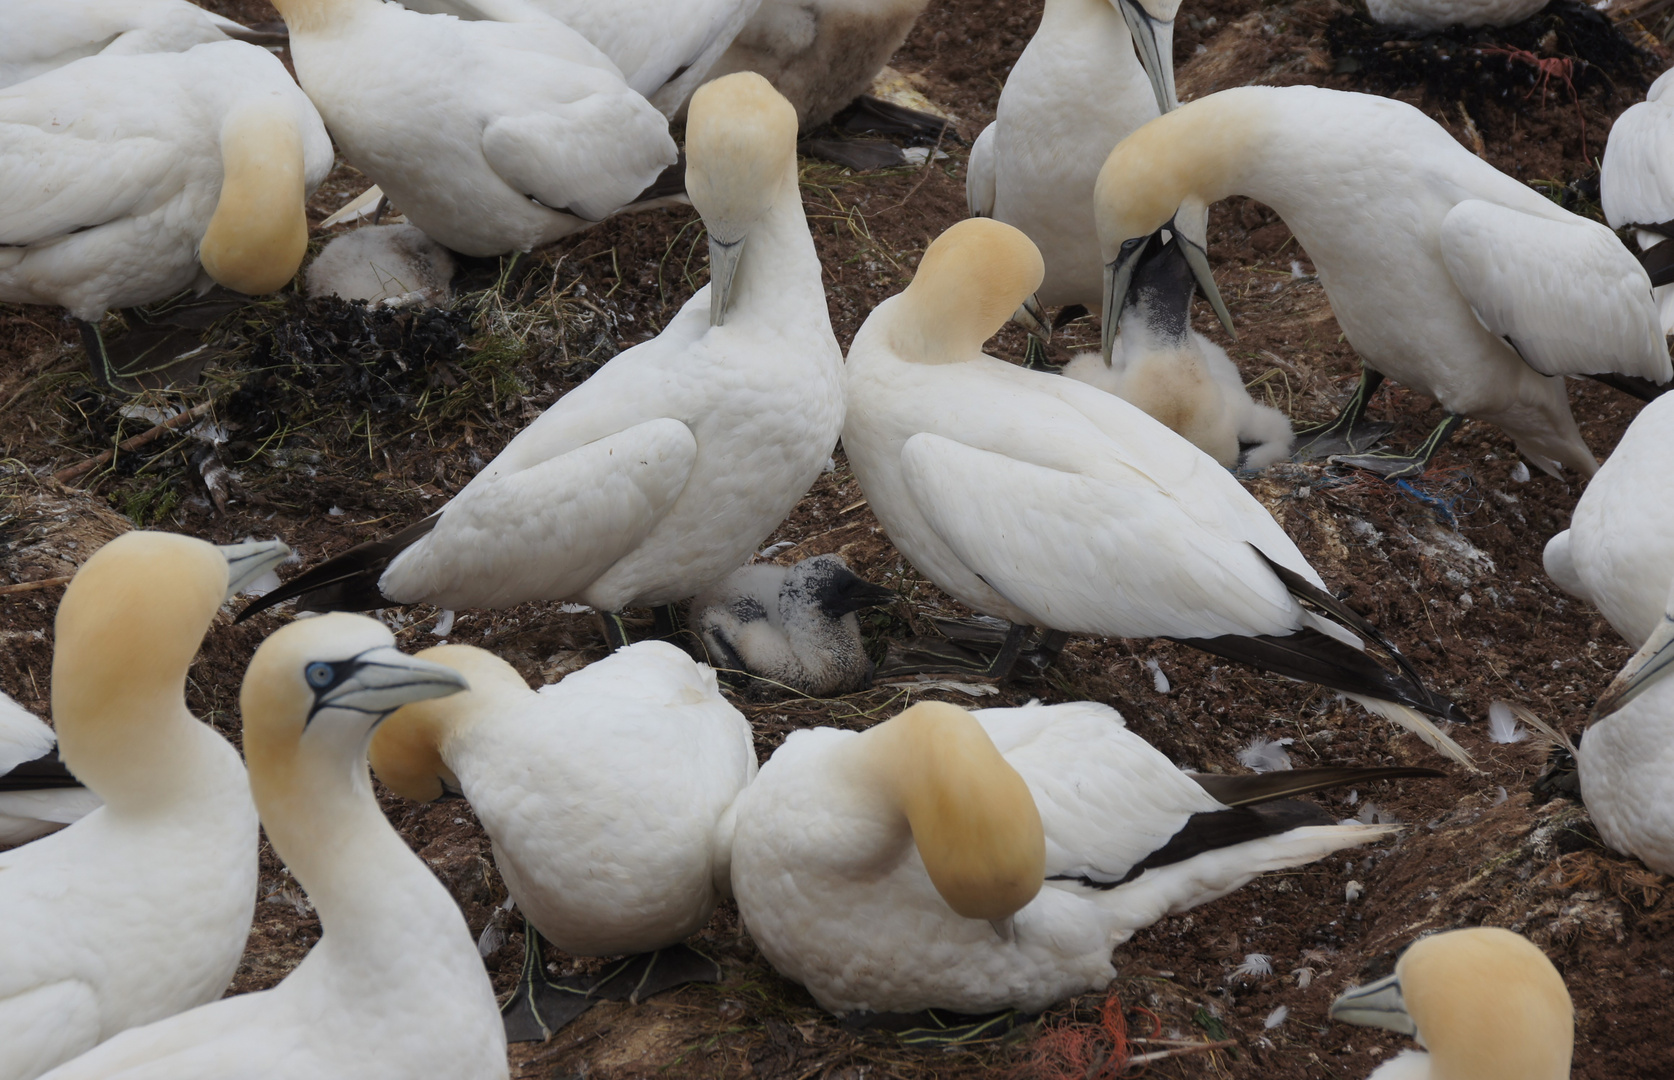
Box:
305, 662, 335, 689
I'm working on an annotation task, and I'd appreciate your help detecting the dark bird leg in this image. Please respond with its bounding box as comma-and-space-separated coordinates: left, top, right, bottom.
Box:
875, 621, 1032, 681
599, 611, 633, 652
1331, 413, 1464, 480
650, 603, 705, 662
76, 319, 117, 389
1291, 365, 1394, 460
500, 920, 598, 1043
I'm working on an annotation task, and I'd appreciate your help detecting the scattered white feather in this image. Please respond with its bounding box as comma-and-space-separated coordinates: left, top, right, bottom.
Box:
1264, 1005, 1289, 1029
1145, 657, 1170, 693
1344, 788, 1359, 806
1232, 953, 1273, 978
1351, 801, 1398, 825
1488, 700, 1529, 743
1492, 785, 1509, 806
1511, 460, 1531, 483
1345, 880, 1364, 902
431, 610, 455, 637
1237, 736, 1293, 772
328, 506, 345, 516
557, 602, 593, 614
758, 541, 797, 558
1293, 967, 1315, 988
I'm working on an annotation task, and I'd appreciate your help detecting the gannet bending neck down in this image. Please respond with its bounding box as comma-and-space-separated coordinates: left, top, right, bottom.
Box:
729, 699, 1409, 1016
371, 641, 756, 1040
842, 218, 1472, 766
1, 531, 290, 1080
0, 692, 101, 849
1096, 85, 1670, 478
1331, 927, 1572, 1080
38, 613, 507, 1080
241, 73, 846, 652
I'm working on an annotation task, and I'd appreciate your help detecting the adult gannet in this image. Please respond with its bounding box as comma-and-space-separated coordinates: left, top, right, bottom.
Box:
1363, 0, 1548, 31
36, 613, 508, 1080
1601, 66, 1674, 336
729, 699, 1415, 1016
1330, 927, 1572, 1080
0, 0, 276, 89
0, 691, 101, 849
704, 0, 931, 128
305, 224, 456, 308
1096, 84, 1670, 478
689, 554, 896, 695
1060, 235, 1293, 469
392, 0, 759, 116
369, 641, 756, 1040
1543, 391, 1674, 648
269, 0, 675, 257
0, 41, 332, 383
0, 531, 291, 1080
843, 219, 1473, 766
241, 74, 846, 649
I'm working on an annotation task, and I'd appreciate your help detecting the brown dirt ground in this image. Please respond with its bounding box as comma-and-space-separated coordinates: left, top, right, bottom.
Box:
4, 1, 1673, 1077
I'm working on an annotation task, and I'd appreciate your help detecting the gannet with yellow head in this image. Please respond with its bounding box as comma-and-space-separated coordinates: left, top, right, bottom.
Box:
843, 218, 1473, 765
37, 613, 507, 1080
1095, 85, 1669, 478
729, 699, 1404, 1015
1331, 927, 1572, 1080
241, 74, 845, 653
0, 531, 290, 1080
0, 41, 331, 382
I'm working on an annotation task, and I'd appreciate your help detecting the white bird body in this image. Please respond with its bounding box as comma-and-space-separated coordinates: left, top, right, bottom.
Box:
251, 75, 845, 621
966, 0, 1164, 308
0, 692, 101, 849
1601, 66, 1674, 334
0, 0, 259, 89
372, 642, 757, 956
393, 0, 761, 116
729, 699, 1395, 1015
1098, 85, 1671, 477
1542, 392, 1674, 648
1364, 0, 1547, 31
37, 614, 505, 1080
272, 0, 675, 256
0, 40, 332, 320
0, 533, 293, 1080
704, 0, 930, 127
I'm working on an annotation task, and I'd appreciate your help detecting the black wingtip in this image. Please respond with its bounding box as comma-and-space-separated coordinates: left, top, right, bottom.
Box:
234, 513, 441, 623
1189, 766, 1445, 808
1, 750, 84, 792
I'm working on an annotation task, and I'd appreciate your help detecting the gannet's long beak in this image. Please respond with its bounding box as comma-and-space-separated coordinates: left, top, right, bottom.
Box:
1330, 973, 1417, 1035
1594, 615, 1674, 718
1170, 207, 1237, 339
1116, 0, 1179, 113
1012, 293, 1049, 345
308, 646, 469, 722
218, 539, 293, 601
709, 234, 746, 326
1102, 235, 1148, 363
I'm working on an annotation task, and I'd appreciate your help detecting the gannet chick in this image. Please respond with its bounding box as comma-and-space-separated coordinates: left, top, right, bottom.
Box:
370, 641, 756, 1040
967, 0, 1182, 311
37, 613, 506, 1080
1602, 67, 1674, 338
0, 691, 101, 850
0, 531, 291, 1080
0, 0, 273, 89
242, 74, 846, 652
1096, 85, 1670, 479
1364, 0, 1548, 30
1331, 927, 1572, 1080
305, 225, 456, 308
705, 0, 931, 128
393, 0, 759, 116
728, 700, 1402, 1015
843, 218, 1473, 766
0, 41, 333, 383
268, 0, 674, 257
689, 554, 896, 696
1060, 234, 1292, 469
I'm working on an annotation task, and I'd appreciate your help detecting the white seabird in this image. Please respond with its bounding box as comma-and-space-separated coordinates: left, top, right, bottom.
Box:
370, 641, 756, 1040
729, 699, 1409, 1016
267, 0, 676, 257
0, 532, 290, 1080
37, 613, 507, 1080
843, 218, 1473, 766
0, 691, 101, 850
1096, 84, 1671, 478
241, 74, 846, 650
1331, 927, 1572, 1080
0, 0, 275, 89
1602, 66, 1674, 337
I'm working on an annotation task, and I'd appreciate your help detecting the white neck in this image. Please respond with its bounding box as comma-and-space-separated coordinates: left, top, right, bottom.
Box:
721, 173, 829, 327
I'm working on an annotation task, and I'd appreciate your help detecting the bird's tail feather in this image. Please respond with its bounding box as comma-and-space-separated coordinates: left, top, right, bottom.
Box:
1188, 765, 1444, 807
235, 513, 441, 622
1348, 695, 1477, 771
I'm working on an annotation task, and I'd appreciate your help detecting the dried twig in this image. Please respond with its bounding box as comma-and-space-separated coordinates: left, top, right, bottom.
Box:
1123, 1038, 1237, 1069
0, 576, 72, 596
53, 401, 215, 485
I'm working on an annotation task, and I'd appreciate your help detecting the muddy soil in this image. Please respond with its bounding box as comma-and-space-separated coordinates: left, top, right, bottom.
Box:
3, 1, 1672, 1077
